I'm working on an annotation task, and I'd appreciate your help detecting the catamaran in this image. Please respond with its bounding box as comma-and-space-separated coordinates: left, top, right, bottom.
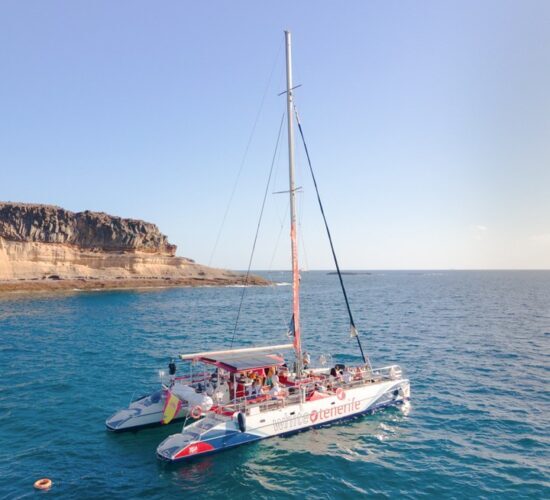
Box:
156, 31, 410, 463
106, 351, 292, 432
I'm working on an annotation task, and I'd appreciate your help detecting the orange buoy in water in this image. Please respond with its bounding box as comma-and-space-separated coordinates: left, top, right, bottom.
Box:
34, 478, 52, 490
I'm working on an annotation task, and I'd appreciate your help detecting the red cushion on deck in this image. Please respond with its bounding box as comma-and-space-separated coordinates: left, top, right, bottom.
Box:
307, 390, 330, 401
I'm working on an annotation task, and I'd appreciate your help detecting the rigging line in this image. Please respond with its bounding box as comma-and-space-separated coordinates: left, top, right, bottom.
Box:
270, 203, 289, 268
230, 113, 286, 348
293, 105, 370, 368
267, 203, 292, 331
297, 179, 310, 272
268, 139, 290, 331
265, 129, 293, 329
273, 131, 287, 228
208, 43, 283, 267
294, 134, 310, 272
299, 221, 310, 272
265, 123, 292, 334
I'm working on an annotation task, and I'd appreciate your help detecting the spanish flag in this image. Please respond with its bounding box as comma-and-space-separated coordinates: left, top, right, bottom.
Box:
162, 390, 182, 424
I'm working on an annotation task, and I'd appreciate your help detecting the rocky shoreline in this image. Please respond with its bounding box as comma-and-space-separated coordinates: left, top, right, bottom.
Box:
0, 275, 267, 293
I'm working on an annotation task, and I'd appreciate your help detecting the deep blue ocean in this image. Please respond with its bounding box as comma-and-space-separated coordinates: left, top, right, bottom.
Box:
0, 271, 548, 498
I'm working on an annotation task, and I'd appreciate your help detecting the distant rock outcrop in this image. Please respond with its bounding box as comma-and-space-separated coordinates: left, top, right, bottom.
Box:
0, 203, 177, 255
0, 202, 267, 291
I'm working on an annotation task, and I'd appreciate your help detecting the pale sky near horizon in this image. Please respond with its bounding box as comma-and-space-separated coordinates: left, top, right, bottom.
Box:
1, 1, 549, 270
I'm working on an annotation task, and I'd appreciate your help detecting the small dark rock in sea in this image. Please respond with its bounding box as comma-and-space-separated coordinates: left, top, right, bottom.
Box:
326, 271, 371, 276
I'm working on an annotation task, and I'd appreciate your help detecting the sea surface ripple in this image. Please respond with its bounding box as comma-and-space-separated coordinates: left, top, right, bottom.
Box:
0, 271, 548, 498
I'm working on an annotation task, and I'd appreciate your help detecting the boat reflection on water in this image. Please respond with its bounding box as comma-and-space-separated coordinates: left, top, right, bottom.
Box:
263, 403, 412, 462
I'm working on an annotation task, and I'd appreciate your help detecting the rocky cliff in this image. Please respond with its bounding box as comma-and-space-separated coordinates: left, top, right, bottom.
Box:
0, 202, 266, 290
0, 203, 176, 255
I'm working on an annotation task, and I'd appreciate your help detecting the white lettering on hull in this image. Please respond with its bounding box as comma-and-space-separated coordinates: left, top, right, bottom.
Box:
271, 397, 363, 433
309, 397, 361, 424
272, 412, 310, 432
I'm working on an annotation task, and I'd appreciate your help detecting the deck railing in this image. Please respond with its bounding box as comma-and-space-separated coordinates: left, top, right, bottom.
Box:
210, 364, 404, 417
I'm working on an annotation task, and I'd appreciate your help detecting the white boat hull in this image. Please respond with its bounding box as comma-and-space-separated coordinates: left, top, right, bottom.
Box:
157, 376, 410, 462
106, 384, 213, 432
106, 390, 189, 432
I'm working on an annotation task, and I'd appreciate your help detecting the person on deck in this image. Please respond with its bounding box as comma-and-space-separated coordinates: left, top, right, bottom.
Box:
246, 378, 258, 399
214, 378, 230, 405
343, 368, 353, 384
265, 367, 274, 387
252, 378, 262, 398
269, 382, 282, 399
266, 367, 280, 388
329, 367, 340, 380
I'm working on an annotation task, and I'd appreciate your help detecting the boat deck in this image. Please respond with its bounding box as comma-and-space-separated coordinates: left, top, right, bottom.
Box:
212, 364, 403, 416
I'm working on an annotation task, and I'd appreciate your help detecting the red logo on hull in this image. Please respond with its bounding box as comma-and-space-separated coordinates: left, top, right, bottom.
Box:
174, 441, 215, 459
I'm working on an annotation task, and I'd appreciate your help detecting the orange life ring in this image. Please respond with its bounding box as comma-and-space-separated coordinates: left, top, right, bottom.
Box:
336, 387, 346, 400
190, 405, 202, 419
34, 478, 52, 490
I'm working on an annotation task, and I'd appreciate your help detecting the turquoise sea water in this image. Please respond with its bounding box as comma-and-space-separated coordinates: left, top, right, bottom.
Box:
0, 271, 548, 498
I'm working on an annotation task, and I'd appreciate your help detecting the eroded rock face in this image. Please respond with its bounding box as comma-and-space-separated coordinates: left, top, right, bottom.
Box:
0, 201, 268, 288
0, 238, 232, 281
0, 202, 176, 255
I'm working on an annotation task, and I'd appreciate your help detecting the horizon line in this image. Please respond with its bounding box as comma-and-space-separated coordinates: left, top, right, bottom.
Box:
245, 268, 550, 272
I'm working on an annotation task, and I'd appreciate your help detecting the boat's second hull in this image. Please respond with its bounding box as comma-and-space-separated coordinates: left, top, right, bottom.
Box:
106, 389, 192, 432
106, 410, 189, 432
157, 377, 410, 462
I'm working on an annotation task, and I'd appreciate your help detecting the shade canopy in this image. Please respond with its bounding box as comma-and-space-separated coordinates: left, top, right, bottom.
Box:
198, 352, 285, 373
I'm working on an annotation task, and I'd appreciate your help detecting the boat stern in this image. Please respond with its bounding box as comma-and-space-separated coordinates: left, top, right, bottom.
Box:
373, 376, 411, 411
157, 431, 216, 462
156, 415, 245, 462
402, 379, 411, 401
105, 408, 142, 432
106, 390, 177, 432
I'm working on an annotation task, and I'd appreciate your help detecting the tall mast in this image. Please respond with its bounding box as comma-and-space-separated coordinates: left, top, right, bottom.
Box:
284, 30, 302, 370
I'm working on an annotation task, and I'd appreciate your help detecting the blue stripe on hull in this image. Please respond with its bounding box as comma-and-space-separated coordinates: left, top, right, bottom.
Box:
279, 398, 406, 438
157, 430, 262, 463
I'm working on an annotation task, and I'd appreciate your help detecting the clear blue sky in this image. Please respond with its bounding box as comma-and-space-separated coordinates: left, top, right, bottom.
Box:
1, 1, 549, 270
